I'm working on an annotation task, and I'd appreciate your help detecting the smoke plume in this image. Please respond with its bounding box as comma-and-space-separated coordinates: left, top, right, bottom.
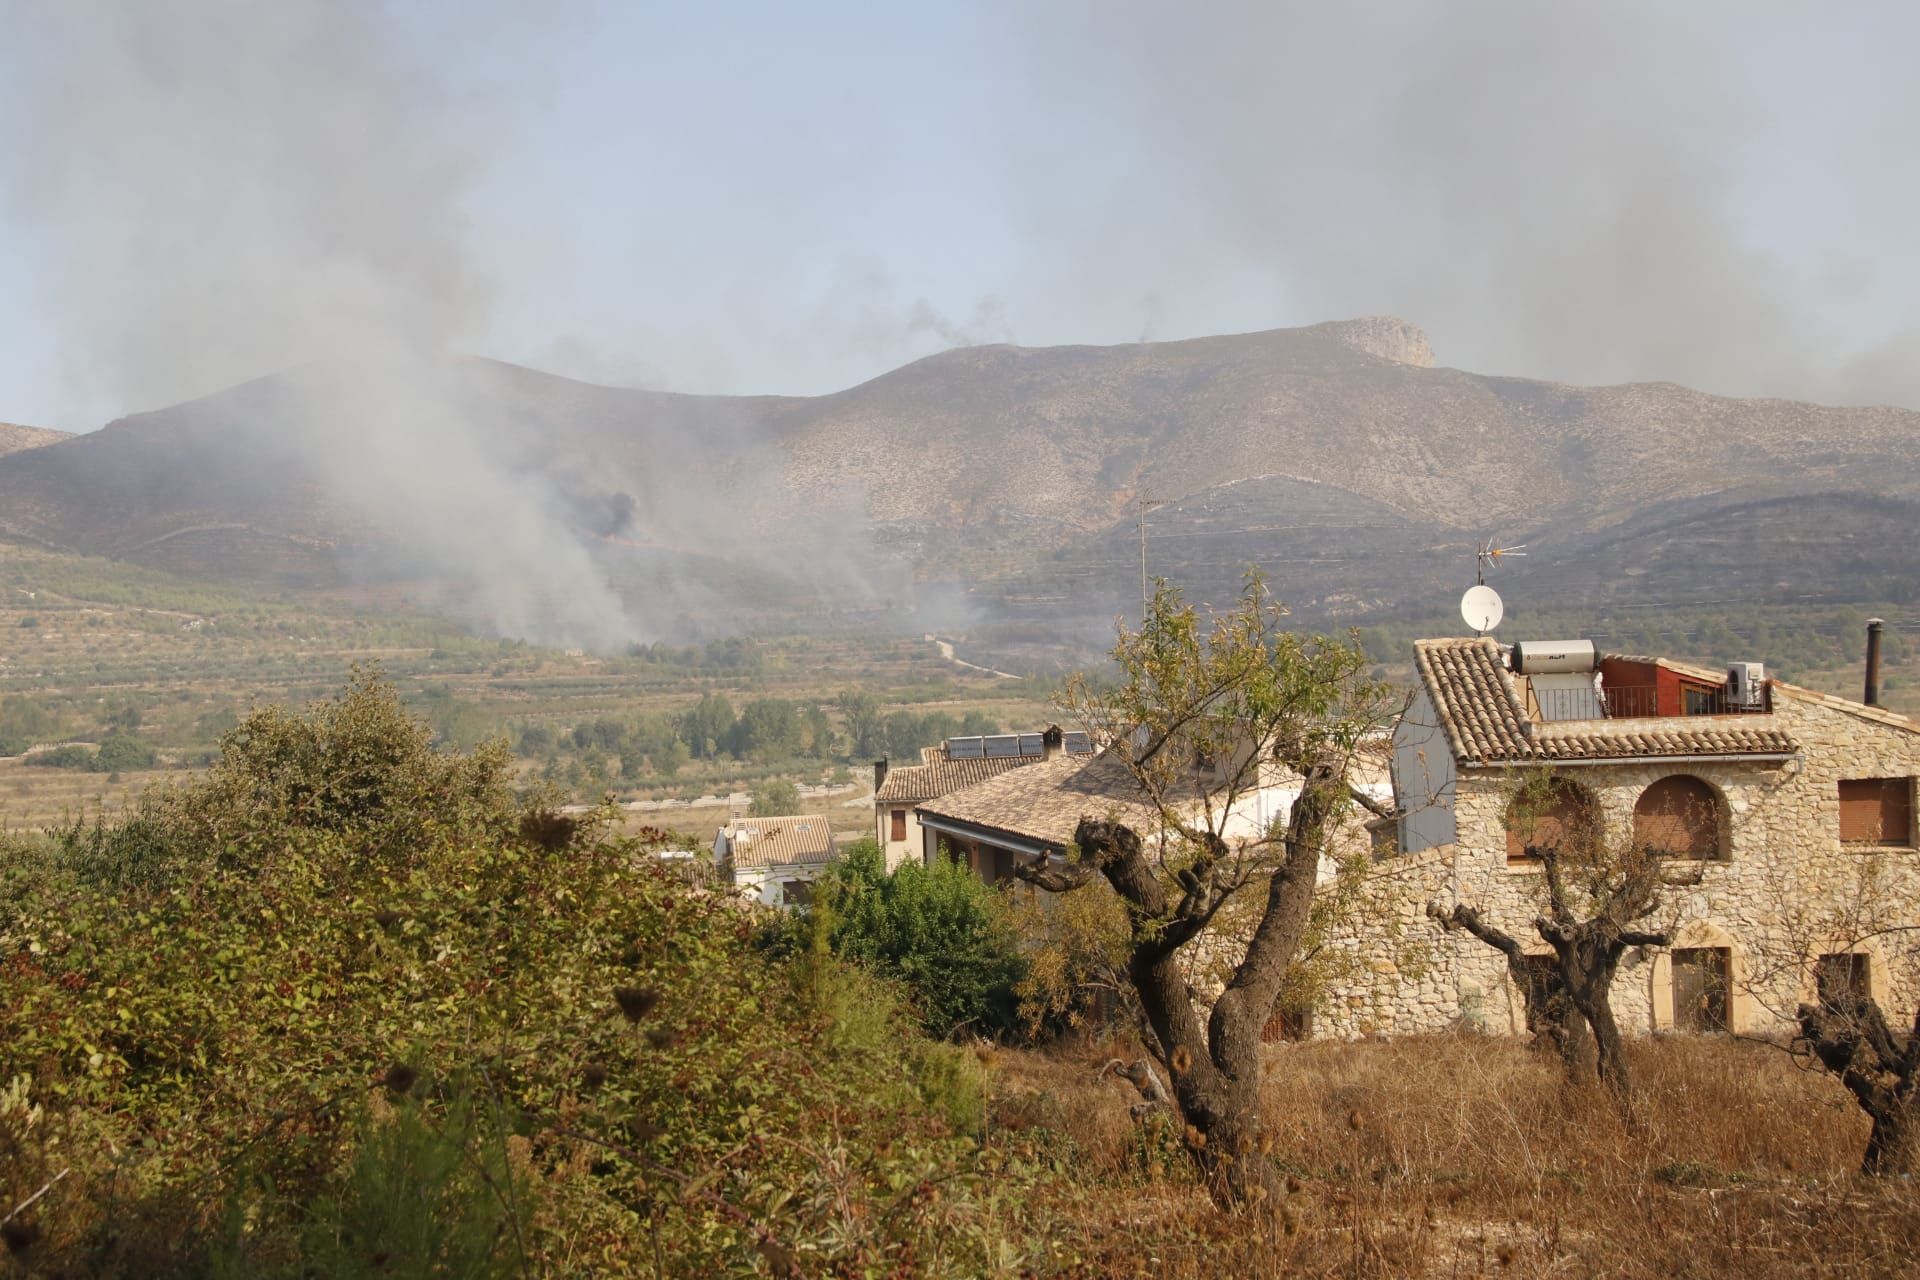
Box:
1005, 1, 1920, 407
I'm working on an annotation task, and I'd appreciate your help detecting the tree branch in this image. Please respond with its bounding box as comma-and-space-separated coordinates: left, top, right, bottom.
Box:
1429, 901, 1526, 964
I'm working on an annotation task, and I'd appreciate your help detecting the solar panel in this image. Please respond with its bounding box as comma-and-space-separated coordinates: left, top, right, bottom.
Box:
1018, 733, 1044, 757
983, 734, 1020, 758
1064, 731, 1092, 753
947, 736, 984, 759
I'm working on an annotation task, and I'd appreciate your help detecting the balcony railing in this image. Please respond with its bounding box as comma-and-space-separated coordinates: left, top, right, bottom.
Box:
1533, 684, 1769, 723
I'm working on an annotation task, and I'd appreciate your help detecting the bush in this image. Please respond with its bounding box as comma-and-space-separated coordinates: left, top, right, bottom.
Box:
94, 733, 155, 773
750, 778, 801, 816
809, 839, 1025, 1037
24, 744, 96, 770
0, 676, 1030, 1275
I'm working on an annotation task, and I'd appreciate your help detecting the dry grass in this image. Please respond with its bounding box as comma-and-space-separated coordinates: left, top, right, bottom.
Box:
987, 1034, 1920, 1278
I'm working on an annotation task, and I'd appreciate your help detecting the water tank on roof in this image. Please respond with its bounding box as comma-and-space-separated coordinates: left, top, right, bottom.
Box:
1510, 639, 1598, 674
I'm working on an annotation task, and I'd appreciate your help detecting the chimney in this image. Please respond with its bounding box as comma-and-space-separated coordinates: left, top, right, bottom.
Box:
1042, 724, 1065, 761
1865, 618, 1885, 708
873, 758, 889, 791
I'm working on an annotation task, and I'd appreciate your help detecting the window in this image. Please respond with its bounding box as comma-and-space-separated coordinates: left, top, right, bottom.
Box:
780, 879, 812, 907
890, 808, 908, 841
1838, 778, 1914, 846
1505, 778, 1597, 865
1816, 953, 1873, 1011
1633, 775, 1723, 860
1671, 947, 1731, 1032
1262, 1000, 1315, 1042
1521, 954, 1565, 1036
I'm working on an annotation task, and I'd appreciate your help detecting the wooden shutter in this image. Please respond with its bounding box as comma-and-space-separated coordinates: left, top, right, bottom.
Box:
1839, 779, 1914, 845
1633, 776, 1720, 859
890, 808, 907, 841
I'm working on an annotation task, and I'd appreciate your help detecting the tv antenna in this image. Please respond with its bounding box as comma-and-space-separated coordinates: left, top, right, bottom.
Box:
1475, 536, 1526, 585
1461, 535, 1524, 635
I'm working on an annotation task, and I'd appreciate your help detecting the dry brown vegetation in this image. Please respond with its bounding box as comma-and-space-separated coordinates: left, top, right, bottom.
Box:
987, 1034, 1920, 1278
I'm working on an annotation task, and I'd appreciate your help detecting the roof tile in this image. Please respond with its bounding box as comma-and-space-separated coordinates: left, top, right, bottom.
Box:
1415, 638, 1799, 765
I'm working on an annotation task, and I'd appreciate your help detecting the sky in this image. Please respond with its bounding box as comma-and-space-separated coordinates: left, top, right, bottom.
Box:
3, 0, 1920, 431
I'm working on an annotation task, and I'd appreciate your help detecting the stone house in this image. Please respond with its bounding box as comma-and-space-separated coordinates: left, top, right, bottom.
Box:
872, 727, 1092, 870
914, 733, 1390, 889
1330, 636, 1920, 1039
713, 815, 838, 907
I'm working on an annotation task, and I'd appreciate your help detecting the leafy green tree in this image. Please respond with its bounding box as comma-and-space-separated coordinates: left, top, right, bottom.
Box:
1017, 576, 1395, 1205
680, 692, 736, 759
0, 694, 60, 756
812, 839, 1025, 1037
0, 674, 1015, 1274
882, 711, 962, 761
958, 711, 1000, 737
836, 690, 886, 760
729, 697, 803, 760
571, 716, 628, 753
94, 733, 156, 773
802, 703, 835, 758
750, 779, 802, 816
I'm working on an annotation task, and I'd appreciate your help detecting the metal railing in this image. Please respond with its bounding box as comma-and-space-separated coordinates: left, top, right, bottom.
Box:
1532, 684, 1770, 723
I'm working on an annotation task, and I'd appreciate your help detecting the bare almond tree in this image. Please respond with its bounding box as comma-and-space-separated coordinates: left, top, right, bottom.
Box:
1737, 853, 1920, 1175
1015, 577, 1395, 1205
1431, 771, 1675, 1110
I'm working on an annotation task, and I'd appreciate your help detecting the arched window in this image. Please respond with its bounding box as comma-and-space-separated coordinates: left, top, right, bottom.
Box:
1505, 778, 1598, 864
1633, 775, 1724, 860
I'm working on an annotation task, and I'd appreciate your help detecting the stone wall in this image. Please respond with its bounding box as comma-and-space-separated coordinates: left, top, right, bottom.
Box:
1317, 689, 1920, 1039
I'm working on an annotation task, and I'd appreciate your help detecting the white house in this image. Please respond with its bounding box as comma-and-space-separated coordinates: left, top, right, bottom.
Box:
873, 726, 1094, 869
713, 815, 838, 906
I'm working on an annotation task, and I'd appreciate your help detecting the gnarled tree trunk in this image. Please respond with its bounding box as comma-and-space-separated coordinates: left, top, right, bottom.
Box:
1798, 994, 1920, 1176
1431, 903, 1596, 1083
1054, 762, 1344, 1206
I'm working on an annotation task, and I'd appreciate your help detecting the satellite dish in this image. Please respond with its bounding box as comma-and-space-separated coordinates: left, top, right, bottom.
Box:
1461, 584, 1504, 633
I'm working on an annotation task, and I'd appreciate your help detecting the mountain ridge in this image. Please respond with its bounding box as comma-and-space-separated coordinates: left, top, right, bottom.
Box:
2, 318, 1916, 644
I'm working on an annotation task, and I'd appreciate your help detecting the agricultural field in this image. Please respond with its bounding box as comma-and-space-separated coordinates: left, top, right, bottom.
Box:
0, 543, 1057, 833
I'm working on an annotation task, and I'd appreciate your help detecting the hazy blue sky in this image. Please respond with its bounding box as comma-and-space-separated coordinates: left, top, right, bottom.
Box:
4, 0, 1919, 429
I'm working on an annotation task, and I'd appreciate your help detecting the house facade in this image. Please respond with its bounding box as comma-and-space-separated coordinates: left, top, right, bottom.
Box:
873, 728, 1092, 870
1328, 636, 1920, 1040
914, 738, 1389, 888
713, 815, 838, 906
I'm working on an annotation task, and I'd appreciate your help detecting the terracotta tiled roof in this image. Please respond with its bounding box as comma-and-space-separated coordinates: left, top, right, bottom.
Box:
915, 753, 1160, 850
1414, 638, 1799, 766
874, 739, 1096, 805
875, 752, 1040, 803
720, 816, 836, 870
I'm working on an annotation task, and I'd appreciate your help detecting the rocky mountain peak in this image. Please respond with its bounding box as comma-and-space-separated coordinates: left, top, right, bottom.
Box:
1320, 316, 1435, 368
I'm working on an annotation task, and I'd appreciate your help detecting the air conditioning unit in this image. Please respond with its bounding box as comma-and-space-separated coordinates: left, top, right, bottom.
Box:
1725, 662, 1767, 709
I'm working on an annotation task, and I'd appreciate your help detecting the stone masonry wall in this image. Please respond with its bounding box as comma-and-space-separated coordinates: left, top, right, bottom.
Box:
1317, 691, 1920, 1039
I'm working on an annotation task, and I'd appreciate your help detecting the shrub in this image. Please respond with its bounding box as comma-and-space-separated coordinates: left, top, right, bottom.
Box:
750, 778, 801, 816
0, 677, 1031, 1275
810, 839, 1026, 1037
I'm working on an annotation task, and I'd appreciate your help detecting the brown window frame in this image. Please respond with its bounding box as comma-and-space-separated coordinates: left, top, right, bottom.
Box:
1815, 952, 1873, 1011
1505, 778, 1597, 866
890, 807, 908, 841
1261, 1000, 1315, 1043
1838, 778, 1915, 847
1633, 775, 1725, 861
1671, 947, 1731, 1033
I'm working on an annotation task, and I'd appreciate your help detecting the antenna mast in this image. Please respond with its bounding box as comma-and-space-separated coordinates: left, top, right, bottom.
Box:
1475, 536, 1526, 585
1136, 492, 1165, 617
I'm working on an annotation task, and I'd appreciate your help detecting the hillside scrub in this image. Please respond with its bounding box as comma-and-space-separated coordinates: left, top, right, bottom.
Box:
0, 675, 1038, 1276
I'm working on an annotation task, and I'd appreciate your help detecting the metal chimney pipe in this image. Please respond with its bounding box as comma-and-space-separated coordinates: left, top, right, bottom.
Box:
1865, 618, 1885, 707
